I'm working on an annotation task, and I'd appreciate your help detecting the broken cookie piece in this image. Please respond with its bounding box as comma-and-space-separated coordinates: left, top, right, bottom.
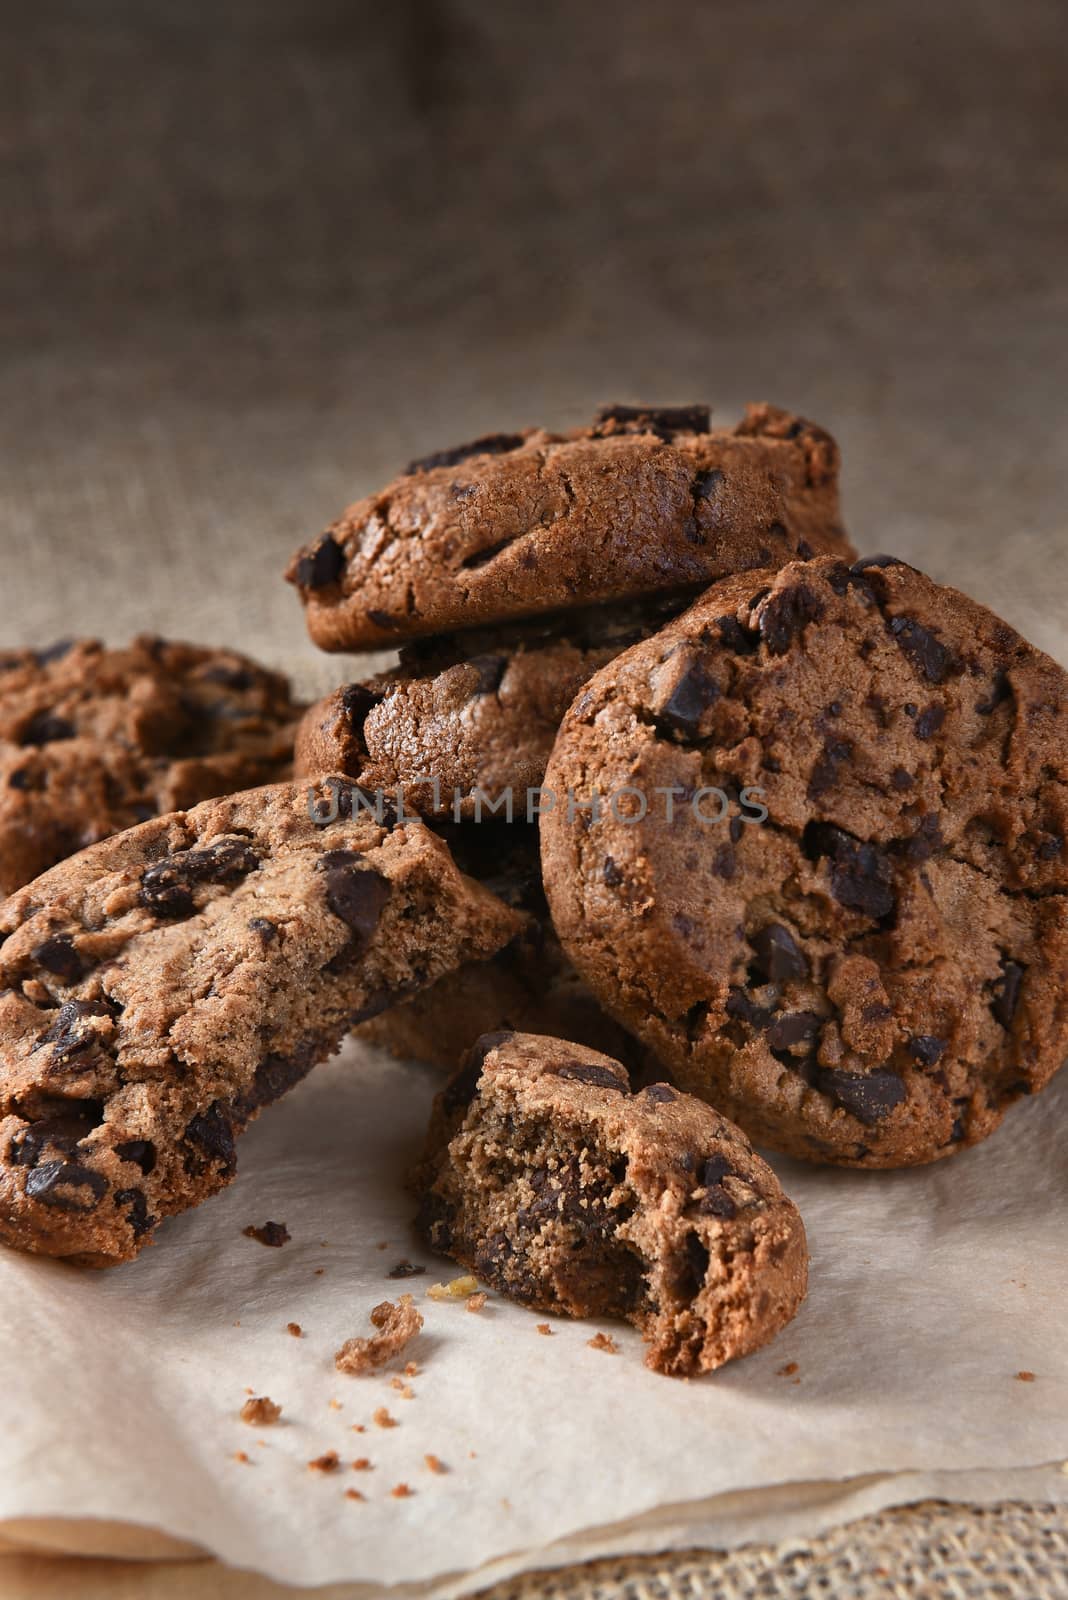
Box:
414, 1031, 808, 1377
335, 1295, 424, 1375
0, 779, 524, 1265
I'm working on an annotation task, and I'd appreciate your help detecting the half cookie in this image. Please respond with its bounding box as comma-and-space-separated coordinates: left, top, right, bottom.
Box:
0, 779, 523, 1264
415, 1031, 808, 1376
286, 403, 853, 650
0, 636, 302, 895
294, 593, 695, 818
541, 556, 1068, 1167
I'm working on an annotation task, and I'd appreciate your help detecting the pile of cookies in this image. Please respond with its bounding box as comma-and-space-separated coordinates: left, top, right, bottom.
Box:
1, 403, 1065, 1381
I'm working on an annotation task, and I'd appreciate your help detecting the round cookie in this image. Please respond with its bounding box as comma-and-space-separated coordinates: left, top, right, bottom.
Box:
541, 556, 1068, 1168
414, 1030, 808, 1376
0, 779, 523, 1265
0, 636, 303, 896
294, 591, 696, 817
355, 821, 646, 1071
286, 402, 853, 650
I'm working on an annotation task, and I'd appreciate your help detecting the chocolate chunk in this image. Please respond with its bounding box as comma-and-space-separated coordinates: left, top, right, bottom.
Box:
25, 1159, 108, 1212
201, 663, 255, 691
751, 924, 808, 985
765, 1011, 822, 1051
7, 768, 32, 790
464, 654, 508, 695
660, 661, 719, 738
602, 855, 623, 887
243, 1043, 319, 1112
316, 851, 391, 949
295, 535, 345, 590
851, 554, 905, 572
677, 1232, 711, 1297
248, 917, 279, 944
695, 1154, 738, 1218
715, 615, 760, 655
10, 1101, 104, 1168
808, 737, 853, 798
889, 615, 952, 683
758, 584, 824, 655
115, 1139, 157, 1174
21, 712, 75, 746
387, 1259, 426, 1279
115, 1188, 153, 1237
908, 1035, 946, 1067
725, 988, 775, 1030
444, 1031, 515, 1113
36, 999, 112, 1071
243, 1220, 291, 1247
593, 404, 710, 439
34, 639, 75, 666
183, 1103, 237, 1177
644, 1084, 677, 1103
991, 960, 1025, 1029
1038, 833, 1064, 860
817, 1067, 906, 1124
976, 670, 1012, 715
553, 1062, 627, 1091
340, 684, 384, 737
140, 837, 259, 919
891, 766, 914, 790
803, 824, 896, 921
914, 703, 945, 740
693, 467, 724, 499
32, 935, 85, 984
406, 433, 525, 475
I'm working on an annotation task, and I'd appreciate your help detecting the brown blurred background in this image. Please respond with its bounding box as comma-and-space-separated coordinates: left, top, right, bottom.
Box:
2, 0, 1067, 678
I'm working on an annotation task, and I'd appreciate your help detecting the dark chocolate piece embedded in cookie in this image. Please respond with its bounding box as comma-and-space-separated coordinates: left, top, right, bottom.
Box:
294, 592, 697, 818
414, 1031, 808, 1376
286, 403, 853, 649
541, 556, 1068, 1168
0, 636, 303, 896
0, 779, 523, 1264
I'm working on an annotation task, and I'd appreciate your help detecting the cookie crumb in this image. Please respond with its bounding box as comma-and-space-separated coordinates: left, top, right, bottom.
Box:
587, 1332, 618, 1354
390, 1377, 415, 1399
352, 1457, 373, 1471
345, 1488, 366, 1502
308, 1452, 341, 1473
286, 1322, 303, 1338
373, 1407, 398, 1429
376, 1240, 389, 1250
536, 1323, 553, 1337
1017, 1370, 1037, 1382
466, 1292, 488, 1312
427, 1274, 479, 1301
243, 1221, 290, 1248
391, 1483, 414, 1498
387, 1259, 426, 1279
233, 1451, 252, 1465
329, 1399, 342, 1411
314, 1268, 325, 1277
335, 1295, 424, 1375
404, 1361, 419, 1377
777, 1362, 799, 1377
240, 1396, 282, 1427
352, 1423, 366, 1433
425, 1454, 448, 1474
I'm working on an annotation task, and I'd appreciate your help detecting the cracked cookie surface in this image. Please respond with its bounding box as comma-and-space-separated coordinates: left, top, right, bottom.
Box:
286, 403, 853, 650
0, 779, 523, 1264
0, 637, 302, 896
414, 1030, 808, 1376
295, 592, 696, 818
541, 556, 1068, 1167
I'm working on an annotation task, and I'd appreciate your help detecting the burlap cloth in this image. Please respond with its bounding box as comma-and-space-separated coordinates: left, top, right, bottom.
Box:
2, 2, 1067, 1592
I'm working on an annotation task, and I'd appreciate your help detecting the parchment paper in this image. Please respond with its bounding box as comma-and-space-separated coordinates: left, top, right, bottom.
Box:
0, 1039, 1064, 1591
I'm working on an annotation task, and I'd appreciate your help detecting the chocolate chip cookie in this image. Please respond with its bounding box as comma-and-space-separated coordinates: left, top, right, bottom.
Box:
0, 637, 302, 896
541, 556, 1068, 1167
357, 822, 644, 1070
414, 1031, 808, 1376
0, 779, 524, 1264
294, 592, 696, 818
286, 403, 853, 650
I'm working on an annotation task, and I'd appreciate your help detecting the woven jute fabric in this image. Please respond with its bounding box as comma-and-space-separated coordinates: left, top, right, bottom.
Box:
1, 3, 1066, 1595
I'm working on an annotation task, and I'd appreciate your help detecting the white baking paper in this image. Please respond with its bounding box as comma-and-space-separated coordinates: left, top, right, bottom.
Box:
0, 1038, 1064, 1590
